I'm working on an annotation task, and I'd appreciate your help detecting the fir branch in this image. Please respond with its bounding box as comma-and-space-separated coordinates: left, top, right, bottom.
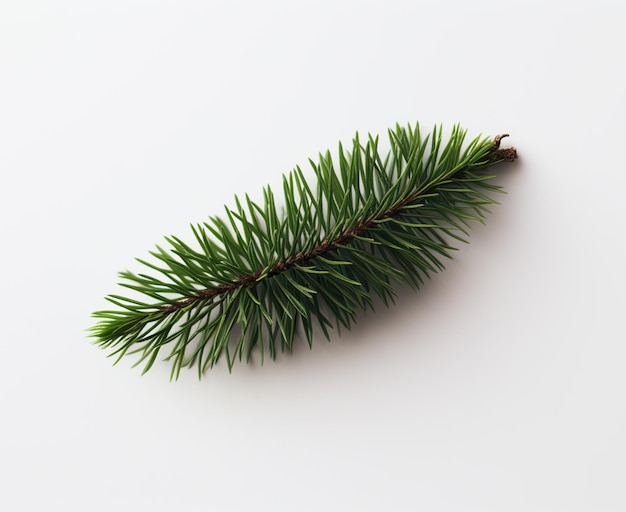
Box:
90, 123, 516, 379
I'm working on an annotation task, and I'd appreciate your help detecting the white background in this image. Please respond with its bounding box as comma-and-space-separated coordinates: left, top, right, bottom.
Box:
1, 1, 625, 510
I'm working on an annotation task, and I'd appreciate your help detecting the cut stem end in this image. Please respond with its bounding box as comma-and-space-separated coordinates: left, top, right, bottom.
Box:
489, 134, 517, 162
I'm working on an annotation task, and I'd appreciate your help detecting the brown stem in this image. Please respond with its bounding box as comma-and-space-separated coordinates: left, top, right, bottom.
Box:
159, 216, 381, 313
160, 135, 516, 313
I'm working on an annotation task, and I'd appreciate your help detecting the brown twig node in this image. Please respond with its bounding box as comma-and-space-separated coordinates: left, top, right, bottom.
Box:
488, 134, 517, 162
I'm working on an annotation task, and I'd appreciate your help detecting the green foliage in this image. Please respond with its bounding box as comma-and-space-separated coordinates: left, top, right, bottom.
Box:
90, 122, 513, 379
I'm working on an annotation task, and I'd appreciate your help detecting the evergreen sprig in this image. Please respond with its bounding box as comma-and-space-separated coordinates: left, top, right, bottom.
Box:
90, 123, 516, 379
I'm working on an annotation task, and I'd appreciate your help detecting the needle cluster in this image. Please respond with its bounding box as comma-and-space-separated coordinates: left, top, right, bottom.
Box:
90, 123, 516, 379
